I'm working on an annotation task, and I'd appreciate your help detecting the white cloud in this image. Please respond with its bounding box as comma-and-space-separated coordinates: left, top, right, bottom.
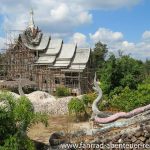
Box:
50, 4, 69, 22
90, 28, 150, 60
121, 41, 135, 49
68, 0, 141, 10
0, 0, 92, 35
90, 28, 123, 44
0, 0, 141, 37
77, 11, 92, 24
70, 32, 89, 47
0, 0, 147, 60
142, 31, 150, 41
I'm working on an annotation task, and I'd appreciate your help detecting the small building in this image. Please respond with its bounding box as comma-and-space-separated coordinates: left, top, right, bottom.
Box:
5, 10, 93, 95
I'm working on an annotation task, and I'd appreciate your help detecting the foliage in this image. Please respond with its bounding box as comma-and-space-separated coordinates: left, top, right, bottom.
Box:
55, 86, 71, 97
68, 93, 97, 121
0, 92, 48, 150
91, 41, 108, 69
68, 98, 85, 115
91, 42, 150, 113
144, 59, 150, 77
68, 97, 85, 120
82, 93, 97, 106
99, 54, 144, 94
109, 81, 150, 112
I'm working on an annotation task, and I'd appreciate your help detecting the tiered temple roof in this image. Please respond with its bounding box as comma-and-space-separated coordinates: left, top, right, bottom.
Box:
18, 10, 91, 72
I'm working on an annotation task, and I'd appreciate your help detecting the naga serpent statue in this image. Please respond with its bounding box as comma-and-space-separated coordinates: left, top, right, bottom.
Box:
18, 77, 25, 96
91, 73, 150, 124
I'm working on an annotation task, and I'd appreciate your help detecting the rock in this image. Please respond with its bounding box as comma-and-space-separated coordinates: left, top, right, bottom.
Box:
90, 137, 104, 144
90, 139, 98, 144
121, 133, 128, 139
71, 130, 86, 138
128, 133, 133, 139
145, 121, 150, 125
135, 130, 143, 137
118, 138, 123, 143
145, 126, 150, 132
144, 132, 150, 138
105, 138, 111, 143
138, 136, 146, 142
114, 135, 121, 141
140, 123, 145, 128
33, 140, 49, 150
49, 132, 67, 149
92, 137, 102, 144
131, 136, 137, 143
124, 137, 131, 143
135, 139, 144, 145
145, 139, 150, 144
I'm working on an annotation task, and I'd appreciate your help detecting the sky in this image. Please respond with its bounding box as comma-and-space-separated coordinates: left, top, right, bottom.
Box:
0, 0, 150, 61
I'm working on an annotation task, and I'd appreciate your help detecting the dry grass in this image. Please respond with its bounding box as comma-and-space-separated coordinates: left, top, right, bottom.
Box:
27, 115, 91, 144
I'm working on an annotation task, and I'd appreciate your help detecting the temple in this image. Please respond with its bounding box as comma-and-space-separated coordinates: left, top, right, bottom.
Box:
3, 10, 93, 95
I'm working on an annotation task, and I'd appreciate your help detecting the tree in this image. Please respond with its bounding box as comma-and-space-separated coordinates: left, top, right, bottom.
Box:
100, 54, 144, 94
0, 92, 48, 150
91, 41, 108, 69
100, 54, 117, 94
144, 59, 150, 77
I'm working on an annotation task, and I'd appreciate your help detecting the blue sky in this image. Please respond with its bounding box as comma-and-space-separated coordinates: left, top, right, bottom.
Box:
89, 0, 150, 42
0, 0, 150, 60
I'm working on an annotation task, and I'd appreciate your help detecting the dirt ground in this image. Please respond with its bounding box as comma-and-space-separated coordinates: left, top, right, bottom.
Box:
27, 115, 91, 144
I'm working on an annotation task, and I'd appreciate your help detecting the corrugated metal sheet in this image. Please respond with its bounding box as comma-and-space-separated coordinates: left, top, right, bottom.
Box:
53, 60, 71, 68
46, 39, 62, 55
35, 56, 56, 64
70, 64, 86, 70
72, 48, 91, 64
61, 69, 83, 72
56, 44, 76, 60
20, 30, 90, 71
62, 48, 90, 71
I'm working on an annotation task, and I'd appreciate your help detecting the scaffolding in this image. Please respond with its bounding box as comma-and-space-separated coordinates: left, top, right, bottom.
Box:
1, 29, 94, 95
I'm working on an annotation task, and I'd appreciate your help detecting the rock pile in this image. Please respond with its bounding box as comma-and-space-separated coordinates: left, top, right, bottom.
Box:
49, 124, 150, 150
6, 91, 79, 115
31, 96, 73, 115
90, 123, 150, 150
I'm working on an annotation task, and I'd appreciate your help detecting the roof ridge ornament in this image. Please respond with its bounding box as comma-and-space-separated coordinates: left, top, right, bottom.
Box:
28, 8, 35, 33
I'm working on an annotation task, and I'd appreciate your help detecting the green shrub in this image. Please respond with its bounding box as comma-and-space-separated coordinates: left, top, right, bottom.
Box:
82, 93, 97, 106
98, 94, 110, 111
82, 95, 90, 106
109, 82, 150, 112
55, 86, 71, 97
68, 97, 86, 121
0, 92, 48, 149
100, 55, 144, 94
